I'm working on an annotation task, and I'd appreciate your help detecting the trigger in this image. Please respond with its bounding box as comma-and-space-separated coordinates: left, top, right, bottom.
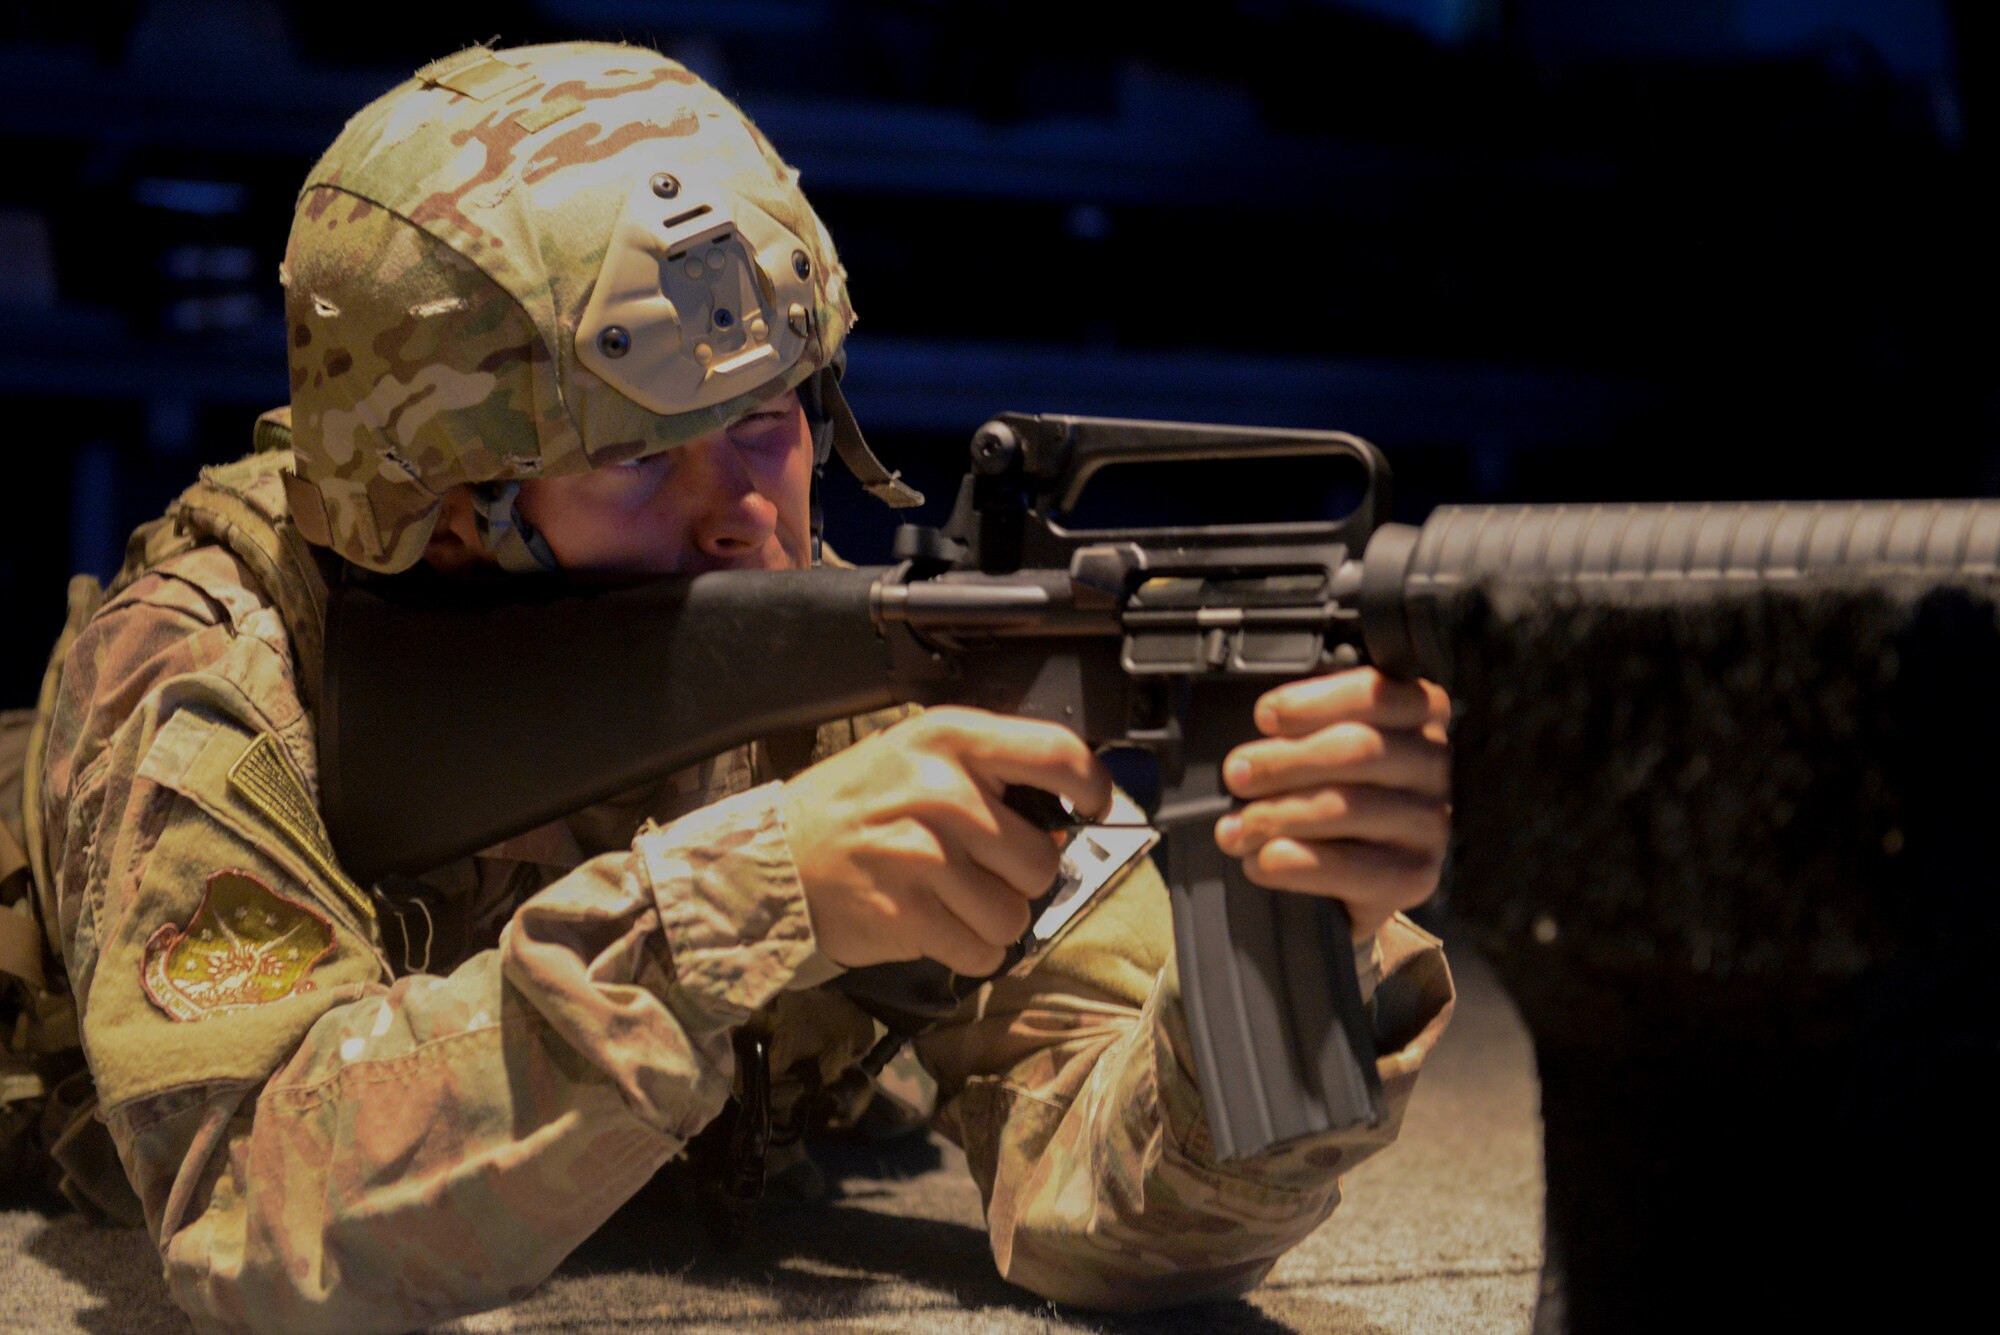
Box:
1001, 783, 1072, 833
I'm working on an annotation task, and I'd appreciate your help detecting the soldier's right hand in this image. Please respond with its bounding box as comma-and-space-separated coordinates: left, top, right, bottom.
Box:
778, 707, 1112, 977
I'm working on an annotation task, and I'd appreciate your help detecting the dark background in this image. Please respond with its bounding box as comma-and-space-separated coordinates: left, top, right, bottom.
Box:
2, 0, 1993, 704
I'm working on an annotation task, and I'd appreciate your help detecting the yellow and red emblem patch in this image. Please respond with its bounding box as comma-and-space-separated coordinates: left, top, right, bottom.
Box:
141, 869, 335, 1022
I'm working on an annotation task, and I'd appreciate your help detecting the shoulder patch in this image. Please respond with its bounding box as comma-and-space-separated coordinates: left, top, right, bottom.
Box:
228, 732, 374, 922
141, 869, 336, 1021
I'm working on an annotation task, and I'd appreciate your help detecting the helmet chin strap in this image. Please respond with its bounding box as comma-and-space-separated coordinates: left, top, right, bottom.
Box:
471, 480, 562, 573
808, 475, 828, 566
798, 353, 923, 565
801, 370, 837, 565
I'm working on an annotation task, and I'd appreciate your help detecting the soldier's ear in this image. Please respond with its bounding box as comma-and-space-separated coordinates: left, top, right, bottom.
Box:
420, 486, 494, 576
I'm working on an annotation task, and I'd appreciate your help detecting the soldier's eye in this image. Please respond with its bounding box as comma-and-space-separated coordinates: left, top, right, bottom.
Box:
728, 411, 791, 445
602, 454, 674, 495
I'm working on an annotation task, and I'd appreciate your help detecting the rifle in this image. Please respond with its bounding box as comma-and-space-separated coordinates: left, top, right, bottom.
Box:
319, 413, 2000, 1160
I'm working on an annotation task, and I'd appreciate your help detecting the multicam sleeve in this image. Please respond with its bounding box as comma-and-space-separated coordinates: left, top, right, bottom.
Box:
46, 580, 829, 1335
915, 853, 1455, 1310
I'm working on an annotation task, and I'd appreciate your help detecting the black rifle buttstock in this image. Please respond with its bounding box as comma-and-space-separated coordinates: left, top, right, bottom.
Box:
322, 566, 900, 883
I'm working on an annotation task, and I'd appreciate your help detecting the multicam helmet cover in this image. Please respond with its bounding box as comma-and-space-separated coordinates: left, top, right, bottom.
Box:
282, 42, 863, 573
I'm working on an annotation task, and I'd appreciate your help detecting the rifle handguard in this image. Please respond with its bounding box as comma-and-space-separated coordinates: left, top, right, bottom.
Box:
1362, 500, 2000, 686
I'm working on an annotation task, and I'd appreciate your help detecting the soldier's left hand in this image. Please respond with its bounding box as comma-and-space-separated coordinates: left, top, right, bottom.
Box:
1215, 667, 1452, 942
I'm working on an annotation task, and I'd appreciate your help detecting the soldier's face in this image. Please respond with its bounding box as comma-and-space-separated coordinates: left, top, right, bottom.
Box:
514, 390, 815, 575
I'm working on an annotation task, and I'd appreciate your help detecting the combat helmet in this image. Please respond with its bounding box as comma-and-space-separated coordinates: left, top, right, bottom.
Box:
280, 41, 918, 575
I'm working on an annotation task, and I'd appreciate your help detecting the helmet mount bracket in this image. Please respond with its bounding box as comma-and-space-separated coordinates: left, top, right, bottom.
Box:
576, 159, 816, 417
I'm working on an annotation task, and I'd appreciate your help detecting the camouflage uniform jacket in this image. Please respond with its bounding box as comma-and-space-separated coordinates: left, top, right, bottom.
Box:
38, 450, 1456, 1334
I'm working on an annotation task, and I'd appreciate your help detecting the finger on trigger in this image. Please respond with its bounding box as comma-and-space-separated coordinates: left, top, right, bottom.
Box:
955, 718, 1112, 823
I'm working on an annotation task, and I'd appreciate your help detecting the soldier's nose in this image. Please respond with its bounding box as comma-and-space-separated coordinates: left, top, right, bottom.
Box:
684, 439, 779, 562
